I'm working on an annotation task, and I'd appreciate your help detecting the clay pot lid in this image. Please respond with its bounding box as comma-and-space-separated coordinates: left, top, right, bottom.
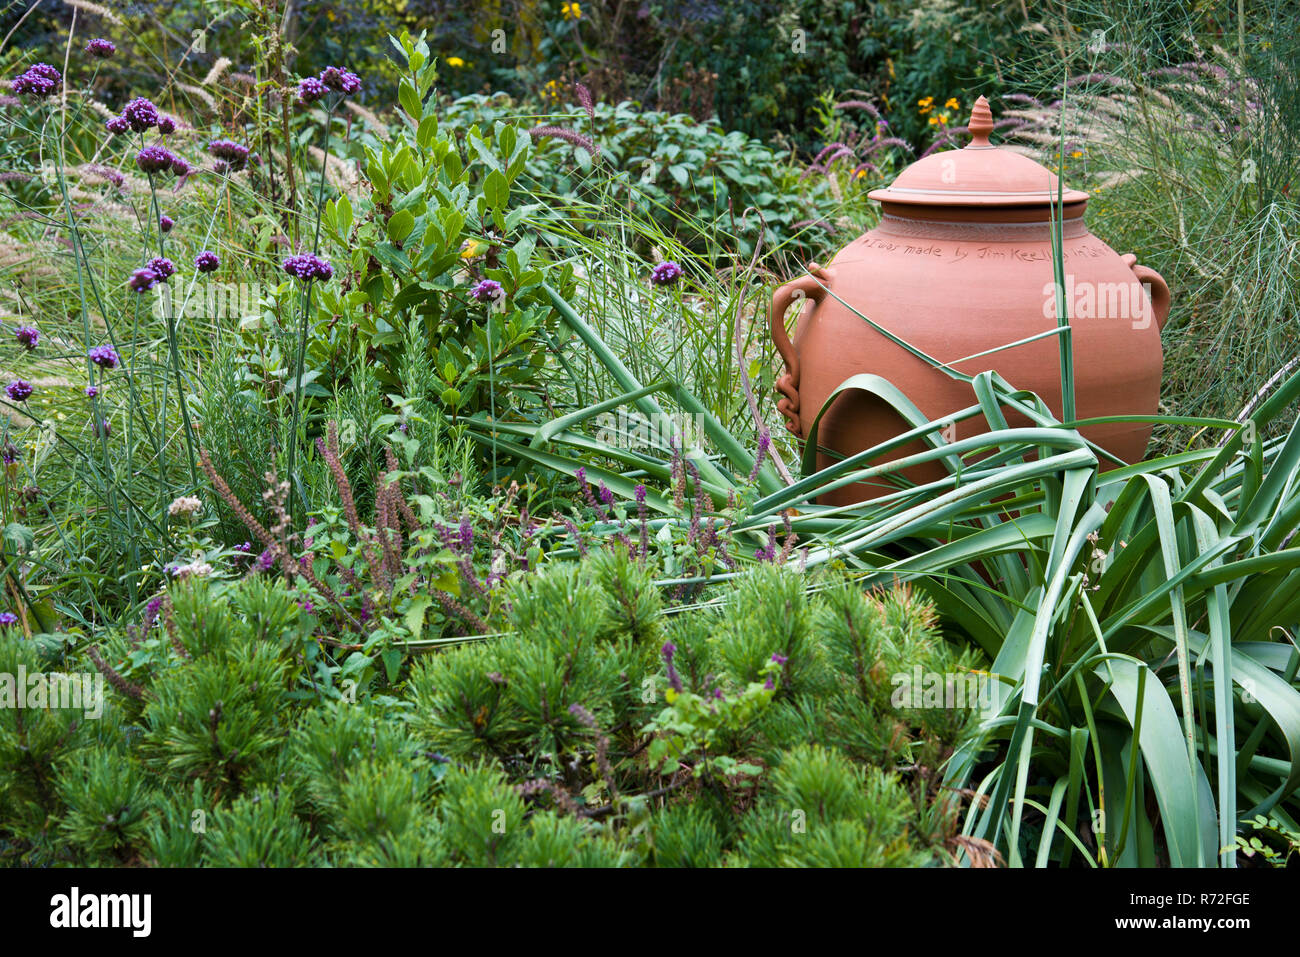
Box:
867, 95, 1090, 208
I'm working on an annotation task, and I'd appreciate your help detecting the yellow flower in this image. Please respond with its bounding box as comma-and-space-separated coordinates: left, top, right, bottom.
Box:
917, 95, 934, 115
561, 1, 581, 19
945, 97, 960, 110
928, 115, 939, 125
446, 56, 465, 67
1070, 150, 1083, 158
855, 169, 867, 180
460, 239, 485, 259
938, 114, 948, 124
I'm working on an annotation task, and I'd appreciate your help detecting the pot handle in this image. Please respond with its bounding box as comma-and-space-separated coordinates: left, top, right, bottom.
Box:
1121, 253, 1171, 331
770, 266, 830, 436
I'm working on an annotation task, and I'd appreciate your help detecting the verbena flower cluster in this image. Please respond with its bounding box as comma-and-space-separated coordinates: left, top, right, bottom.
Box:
650, 260, 684, 286
85, 38, 116, 58
15, 326, 39, 350
470, 278, 502, 302
11, 63, 61, 97
5, 379, 34, 402
88, 344, 120, 369
298, 65, 361, 105
135, 145, 189, 176
208, 139, 250, 172
195, 250, 220, 273
159, 214, 174, 233
127, 255, 176, 293
282, 253, 333, 282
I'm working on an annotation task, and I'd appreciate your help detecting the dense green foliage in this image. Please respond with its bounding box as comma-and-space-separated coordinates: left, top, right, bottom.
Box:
1, 560, 974, 866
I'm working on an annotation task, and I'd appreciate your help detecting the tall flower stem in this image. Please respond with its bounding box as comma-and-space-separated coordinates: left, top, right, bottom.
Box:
144, 171, 198, 490
286, 103, 335, 525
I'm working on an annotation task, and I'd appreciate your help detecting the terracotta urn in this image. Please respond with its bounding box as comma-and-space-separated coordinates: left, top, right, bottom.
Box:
770, 96, 1169, 505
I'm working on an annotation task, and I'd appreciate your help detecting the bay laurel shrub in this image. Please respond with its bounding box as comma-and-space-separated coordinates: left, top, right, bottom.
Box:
0, 556, 978, 866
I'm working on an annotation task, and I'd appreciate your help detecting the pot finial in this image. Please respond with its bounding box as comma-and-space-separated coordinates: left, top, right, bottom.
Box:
967, 95, 994, 146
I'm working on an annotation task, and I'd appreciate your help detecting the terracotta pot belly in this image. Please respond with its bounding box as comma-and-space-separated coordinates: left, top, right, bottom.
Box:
770, 96, 1168, 505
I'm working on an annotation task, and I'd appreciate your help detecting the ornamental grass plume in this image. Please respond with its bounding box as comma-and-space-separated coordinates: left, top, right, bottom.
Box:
527, 125, 599, 156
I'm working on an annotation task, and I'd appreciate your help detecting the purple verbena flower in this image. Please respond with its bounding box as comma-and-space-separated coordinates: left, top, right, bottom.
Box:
121, 97, 159, 132
318, 66, 362, 95
650, 260, 683, 287
84, 385, 99, 398
135, 146, 175, 175
11, 63, 61, 97
88, 344, 120, 369
128, 267, 159, 292
15, 326, 39, 350
5, 379, 33, 402
159, 214, 174, 233
105, 115, 130, 135
146, 257, 175, 281
282, 253, 333, 281
207, 139, 250, 171
256, 548, 275, 572
156, 115, 176, 134
0, 612, 17, 625
85, 38, 116, 58
470, 278, 502, 302
297, 76, 327, 105
771, 652, 788, 665
194, 250, 219, 272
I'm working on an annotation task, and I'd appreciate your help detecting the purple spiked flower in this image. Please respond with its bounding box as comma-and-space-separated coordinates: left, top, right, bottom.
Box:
194, 250, 219, 272
159, 214, 174, 233
470, 278, 502, 303
89, 344, 120, 369
86, 38, 116, 58
157, 115, 176, 135
650, 260, 683, 287
106, 115, 130, 134
661, 641, 683, 693
6, 379, 33, 402
15, 326, 39, 350
282, 253, 333, 281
